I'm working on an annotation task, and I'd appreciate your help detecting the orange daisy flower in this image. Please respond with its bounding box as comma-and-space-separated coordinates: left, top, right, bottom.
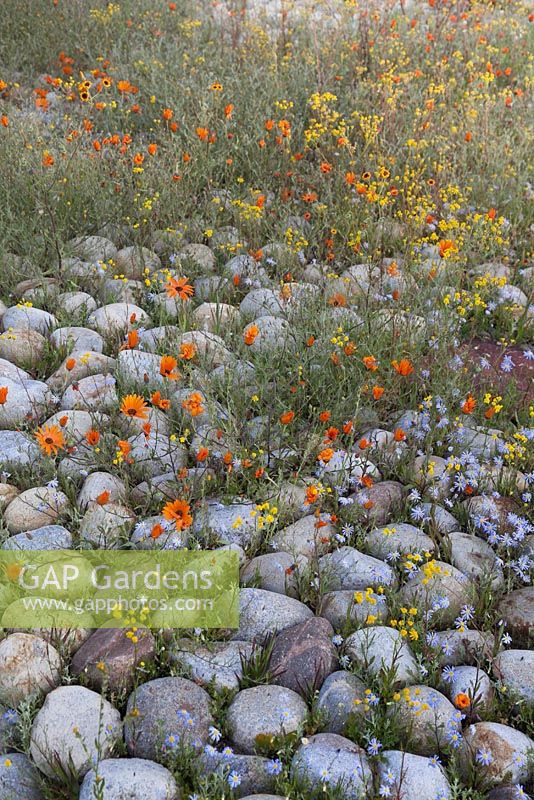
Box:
151, 391, 171, 410
279, 411, 295, 425
328, 293, 347, 307
126, 330, 139, 349
159, 355, 180, 380
363, 355, 379, 371
120, 394, 148, 419
85, 429, 100, 446
35, 425, 65, 456
151, 523, 164, 539
243, 324, 259, 346
304, 485, 320, 505
462, 395, 476, 414
165, 276, 194, 300
438, 239, 457, 259
181, 392, 205, 417
392, 358, 414, 376
317, 447, 334, 464
162, 499, 193, 531
196, 447, 209, 462
454, 693, 471, 710
117, 440, 131, 457
179, 342, 197, 360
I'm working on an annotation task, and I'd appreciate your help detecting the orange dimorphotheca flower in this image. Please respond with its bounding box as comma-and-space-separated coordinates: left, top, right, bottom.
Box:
162, 499, 193, 531
438, 239, 457, 258
454, 693, 471, 710
304, 485, 320, 505
120, 394, 148, 419
319, 411, 331, 423
179, 342, 196, 360
462, 395, 476, 414
328, 293, 347, 307
117, 440, 131, 456
317, 447, 334, 463
165, 276, 194, 300
151, 523, 164, 539
196, 447, 209, 462
0, 387, 8, 404
392, 358, 414, 376
150, 391, 171, 410
85, 429, 100, 446
280, 411, 295, 425
372, 386, 385, 400
182, 392, 205, 417
126, 330, 139, 349
35, 425, 65, 456
244, 324, 259, 346
363, 356, 379, 371
325, 427, 339, 441
393, 428, 406, 442
159, 355, 180, 380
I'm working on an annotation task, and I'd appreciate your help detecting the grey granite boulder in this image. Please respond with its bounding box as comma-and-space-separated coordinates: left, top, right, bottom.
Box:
316, 671, 366, 735
319, 547, 395, 591
458, 722, 533, 786
0, 752, 43, 800
79, 758, 179, 800
226, 685, 308, 754
377, 750, 451, 800
30, 685, 122, 779
345, 627, 418, 687
124, 677, 213, 761
493, 650, 534, 708
269, 618, 338, 696
291, 733, 372, 799
232, 589, 313, 643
